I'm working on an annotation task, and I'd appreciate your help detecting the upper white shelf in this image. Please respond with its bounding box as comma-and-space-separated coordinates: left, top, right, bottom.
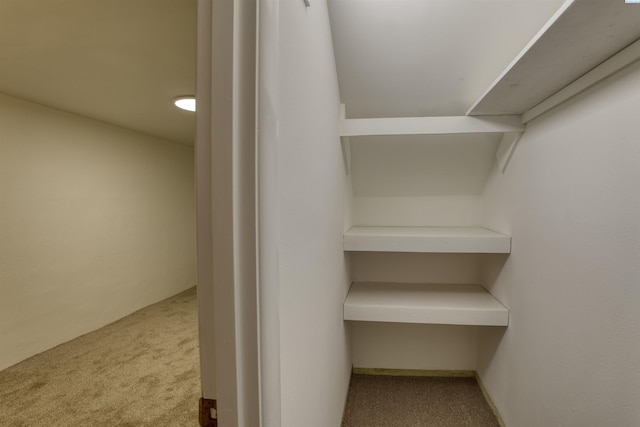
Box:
344, 282, 509, 327
339, 115, 524, 137
343, 226, 511, 254
468, 0, 640, 118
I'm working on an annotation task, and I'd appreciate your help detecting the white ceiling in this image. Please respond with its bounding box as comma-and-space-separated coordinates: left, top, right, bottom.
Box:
327, 0, 565, 119
0, 0, 196, 145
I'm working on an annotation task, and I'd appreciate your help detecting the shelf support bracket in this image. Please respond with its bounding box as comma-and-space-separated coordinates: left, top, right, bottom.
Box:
341, 136, 351, 175
340, 104, 351, 175
496, 131, 523, 173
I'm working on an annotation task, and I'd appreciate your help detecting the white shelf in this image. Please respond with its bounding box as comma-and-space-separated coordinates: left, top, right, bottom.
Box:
468, 0, 640, 117
344, 282, 509, 326
343, 226, 511, 254
337, 105, 525, 175
339, 115, 524, 137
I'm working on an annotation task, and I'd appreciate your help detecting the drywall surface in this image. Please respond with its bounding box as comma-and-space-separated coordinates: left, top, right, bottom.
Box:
478, 61, 640, 426
0, 93, 196, 371
350, 252, 482, 370
351, 134, 500, 198
351, 252, 480, 285
350, 134, 500, 226
258, 1, 351, 426
353, 196, 483, 227
352, 322, 478, 370
327, 0, 564, 118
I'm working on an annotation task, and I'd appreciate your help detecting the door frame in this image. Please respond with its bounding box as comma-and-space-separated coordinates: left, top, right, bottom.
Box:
195, 0, 259, 425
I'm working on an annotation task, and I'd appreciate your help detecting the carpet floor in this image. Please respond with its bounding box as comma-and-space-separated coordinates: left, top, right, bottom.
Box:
2, 288, 501, 427
342, 374, 500, 427
0, 287, 200, 426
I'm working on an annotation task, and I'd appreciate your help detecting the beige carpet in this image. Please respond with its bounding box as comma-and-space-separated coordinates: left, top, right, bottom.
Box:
0, 287, 200, 427
342, 374, 500, 427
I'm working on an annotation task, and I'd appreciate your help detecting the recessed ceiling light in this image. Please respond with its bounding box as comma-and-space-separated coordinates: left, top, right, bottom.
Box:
174, 96, 196, 112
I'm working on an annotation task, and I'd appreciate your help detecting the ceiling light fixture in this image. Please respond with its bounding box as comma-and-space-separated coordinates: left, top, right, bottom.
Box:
174, 96, 196, 112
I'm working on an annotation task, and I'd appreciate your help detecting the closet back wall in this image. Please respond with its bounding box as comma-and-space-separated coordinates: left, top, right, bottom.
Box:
350, 134, 500, 226
0, 93, 196, 371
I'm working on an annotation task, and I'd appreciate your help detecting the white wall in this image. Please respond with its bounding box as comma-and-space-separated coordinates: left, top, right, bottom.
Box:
349, 251, 483, 371
350, 133, 500, 226
0, 93, 196, 371
258, 1, 352, 426
478, 61, 640, 426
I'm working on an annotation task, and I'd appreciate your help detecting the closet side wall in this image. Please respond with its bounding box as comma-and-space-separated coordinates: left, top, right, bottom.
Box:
0, 93, 196, 371
258, 1, 352, 426
479, 62, 640, 427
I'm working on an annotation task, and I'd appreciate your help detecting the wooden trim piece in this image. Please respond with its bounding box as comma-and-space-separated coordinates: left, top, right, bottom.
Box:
353, 367, 476, 377
199, 398, 218, 427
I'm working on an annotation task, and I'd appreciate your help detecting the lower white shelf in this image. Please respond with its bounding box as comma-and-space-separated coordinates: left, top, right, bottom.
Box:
343, 226, 511, 253
344, 282, 509, 327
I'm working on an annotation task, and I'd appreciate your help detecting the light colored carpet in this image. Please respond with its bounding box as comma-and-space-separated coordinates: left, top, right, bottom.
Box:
0, 287, 200, 426
341, 374, 500, 427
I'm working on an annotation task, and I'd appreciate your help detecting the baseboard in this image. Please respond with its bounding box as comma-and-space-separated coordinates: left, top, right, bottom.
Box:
352, 367, 476, 377
475, 374, 506, 427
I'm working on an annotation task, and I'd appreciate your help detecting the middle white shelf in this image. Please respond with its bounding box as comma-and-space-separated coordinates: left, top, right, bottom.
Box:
343, 226, 511, 254
344, 282, 509, 326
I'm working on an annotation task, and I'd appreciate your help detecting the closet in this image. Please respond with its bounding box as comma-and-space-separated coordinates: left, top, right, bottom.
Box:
199, 0, 640, 425
339, 111, 516, 371
341, 114, 517, 330
338, 0, 640, 375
